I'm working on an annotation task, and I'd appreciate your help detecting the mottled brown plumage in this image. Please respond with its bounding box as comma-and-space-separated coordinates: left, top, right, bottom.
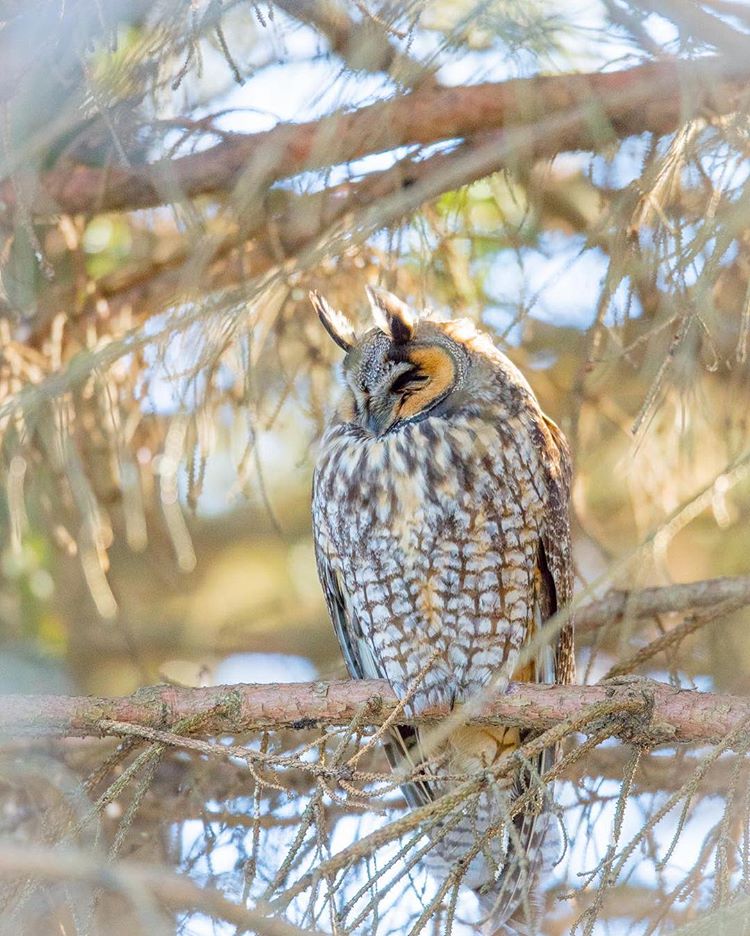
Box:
311, 287, 574, 933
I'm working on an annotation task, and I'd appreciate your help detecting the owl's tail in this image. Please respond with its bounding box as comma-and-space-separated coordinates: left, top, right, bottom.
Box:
473, 739, 560, 935
386, 721, 559, 932
453, 725, 558, 934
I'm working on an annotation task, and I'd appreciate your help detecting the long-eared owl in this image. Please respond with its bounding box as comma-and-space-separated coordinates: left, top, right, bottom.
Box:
311, 286, 574, 934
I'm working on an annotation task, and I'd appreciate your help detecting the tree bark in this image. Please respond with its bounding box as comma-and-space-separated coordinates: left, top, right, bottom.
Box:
2, 677, 748, 748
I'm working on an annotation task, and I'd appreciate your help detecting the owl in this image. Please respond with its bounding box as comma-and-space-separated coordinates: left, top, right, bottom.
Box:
310, 286, 574, 933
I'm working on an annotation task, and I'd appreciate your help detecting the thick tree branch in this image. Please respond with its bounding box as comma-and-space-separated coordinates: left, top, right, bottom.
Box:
2, 678, 749, 747
4, 56, 749, 216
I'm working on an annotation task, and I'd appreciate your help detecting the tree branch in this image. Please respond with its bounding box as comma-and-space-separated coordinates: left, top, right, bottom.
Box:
2, 677, 749, 747
4, 56, 748, 216
575, 574, 750, 633
274, 0, 433, 85
0, 843, 316, 936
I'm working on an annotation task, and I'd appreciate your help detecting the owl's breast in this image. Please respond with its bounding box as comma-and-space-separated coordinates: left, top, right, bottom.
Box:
314, 413, 546, 707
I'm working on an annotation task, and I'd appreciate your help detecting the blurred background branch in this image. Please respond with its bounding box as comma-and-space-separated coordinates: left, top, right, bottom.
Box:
1, 56, 746, 217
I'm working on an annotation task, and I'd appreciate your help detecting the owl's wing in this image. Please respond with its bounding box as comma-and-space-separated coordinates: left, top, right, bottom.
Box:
316, 554, 379, 682
534, 541, 559, 683
485, 416, 573, 929
539, 415, 575, 685
315, 545, 436, 807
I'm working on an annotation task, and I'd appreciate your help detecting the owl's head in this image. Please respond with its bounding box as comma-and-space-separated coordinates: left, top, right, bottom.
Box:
310, 287, 503, 437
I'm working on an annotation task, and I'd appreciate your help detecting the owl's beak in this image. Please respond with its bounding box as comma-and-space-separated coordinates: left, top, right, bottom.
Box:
363, 397, 398, 437
364, 410, 391, 437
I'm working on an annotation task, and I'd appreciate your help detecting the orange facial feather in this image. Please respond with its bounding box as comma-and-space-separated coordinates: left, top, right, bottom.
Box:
397, 346, 456, 421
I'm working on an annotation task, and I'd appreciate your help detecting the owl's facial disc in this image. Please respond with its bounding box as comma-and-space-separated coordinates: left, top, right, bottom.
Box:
395, 346, 456, 421
362, 343, 458, 436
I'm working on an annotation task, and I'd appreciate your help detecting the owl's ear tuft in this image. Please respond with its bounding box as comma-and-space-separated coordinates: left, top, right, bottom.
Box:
366, 286, 415, 345
309, 291, 357, 352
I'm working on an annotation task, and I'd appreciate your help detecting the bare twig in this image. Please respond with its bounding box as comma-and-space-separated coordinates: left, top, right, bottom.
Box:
602, 594, 748, 680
